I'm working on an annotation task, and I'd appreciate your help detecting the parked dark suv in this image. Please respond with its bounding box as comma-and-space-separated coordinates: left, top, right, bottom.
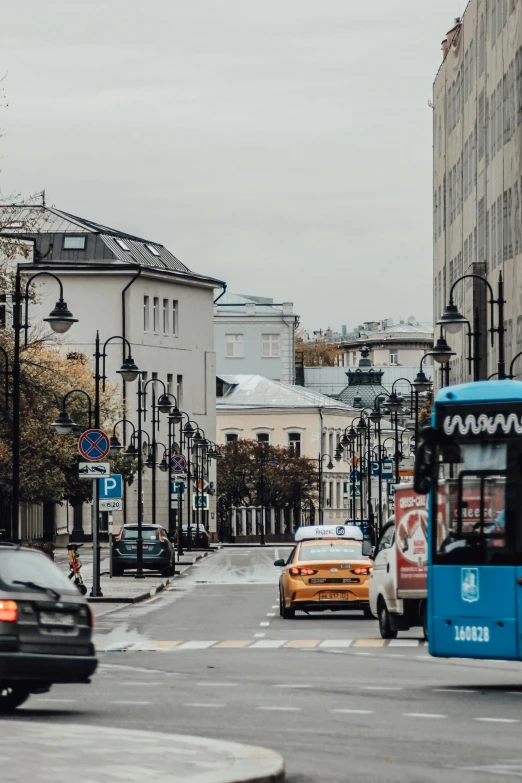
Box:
0, 544, 97, 712
112, 525, 175, 576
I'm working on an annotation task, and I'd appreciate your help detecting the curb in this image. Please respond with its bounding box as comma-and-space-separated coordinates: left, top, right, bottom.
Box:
87, 550, 211, 604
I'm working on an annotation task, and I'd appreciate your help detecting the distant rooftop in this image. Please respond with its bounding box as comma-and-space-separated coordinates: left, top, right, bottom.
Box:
215, 291, 295, 317
216, 374, 354, 411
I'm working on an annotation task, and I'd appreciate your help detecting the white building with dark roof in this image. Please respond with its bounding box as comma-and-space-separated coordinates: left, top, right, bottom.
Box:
1, 204, 225, 540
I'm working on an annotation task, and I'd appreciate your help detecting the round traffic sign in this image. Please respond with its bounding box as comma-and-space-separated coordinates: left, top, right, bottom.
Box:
170, 454, 187, 473
78, 429, 110, 461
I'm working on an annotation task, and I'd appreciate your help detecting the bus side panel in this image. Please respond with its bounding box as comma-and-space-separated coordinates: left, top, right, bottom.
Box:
429, 565, 518, 660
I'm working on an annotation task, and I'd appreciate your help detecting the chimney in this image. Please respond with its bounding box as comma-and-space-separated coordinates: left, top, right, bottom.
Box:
282, 302, 293, 315
245, 303, 255, 316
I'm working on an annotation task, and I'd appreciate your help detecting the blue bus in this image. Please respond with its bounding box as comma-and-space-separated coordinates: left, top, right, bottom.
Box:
414, 379, 522, 660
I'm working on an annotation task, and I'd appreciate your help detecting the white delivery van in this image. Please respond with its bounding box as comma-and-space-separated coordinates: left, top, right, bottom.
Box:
369, 483, 428, 640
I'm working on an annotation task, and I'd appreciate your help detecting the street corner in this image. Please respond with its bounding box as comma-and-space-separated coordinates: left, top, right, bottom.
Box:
0, 722, 285, 783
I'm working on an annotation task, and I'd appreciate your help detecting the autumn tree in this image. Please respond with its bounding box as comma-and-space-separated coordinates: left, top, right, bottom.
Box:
295, 329, 343, 367
217, 440, 318, 509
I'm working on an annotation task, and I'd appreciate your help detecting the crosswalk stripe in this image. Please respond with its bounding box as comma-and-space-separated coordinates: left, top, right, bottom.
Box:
353, 639, 385, 647
96, 638, 426, 652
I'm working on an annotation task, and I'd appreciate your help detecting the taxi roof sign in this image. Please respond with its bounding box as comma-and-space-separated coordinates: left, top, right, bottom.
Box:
294, 525, 363, 542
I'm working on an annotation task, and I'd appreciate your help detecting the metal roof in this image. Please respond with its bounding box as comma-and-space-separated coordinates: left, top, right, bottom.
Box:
217, 375, 355, 411
0, 205, 223, 283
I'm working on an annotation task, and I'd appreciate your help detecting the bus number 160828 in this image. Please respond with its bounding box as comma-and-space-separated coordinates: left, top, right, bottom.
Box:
454, 625, 490, 642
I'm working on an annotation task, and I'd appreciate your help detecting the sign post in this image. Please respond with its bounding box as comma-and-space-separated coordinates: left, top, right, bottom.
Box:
78, 429, 110, 597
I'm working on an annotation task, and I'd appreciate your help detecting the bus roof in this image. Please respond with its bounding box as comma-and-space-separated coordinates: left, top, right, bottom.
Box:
435, 379, 522, 406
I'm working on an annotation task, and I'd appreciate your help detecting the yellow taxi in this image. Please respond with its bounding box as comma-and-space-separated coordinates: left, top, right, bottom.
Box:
274, 525, 373, 619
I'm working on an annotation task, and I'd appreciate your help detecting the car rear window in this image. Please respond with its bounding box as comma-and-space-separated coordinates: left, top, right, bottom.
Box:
0, 550, 78, 594
299, 543, 363, 561
122, 528, 158, 540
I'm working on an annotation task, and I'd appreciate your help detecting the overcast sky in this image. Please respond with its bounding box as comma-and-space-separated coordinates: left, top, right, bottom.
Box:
1, 1, 460, 331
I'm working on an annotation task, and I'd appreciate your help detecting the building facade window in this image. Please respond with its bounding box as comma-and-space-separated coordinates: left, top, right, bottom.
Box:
262, 334, 280, 358
288, 432, 301, 456
172, 300, 178, 336
0, 294, 5, 329
256, 433, 270, 444
143, 296, 149, 333
225, 433, 238, 443
226, 334, 244, 358
390, 349, 398, 365
167, 373, 173, 397
176, 375, 183, 409
153, 297, 159, 333
162, 299, 169, 335
63, 236, 86, 250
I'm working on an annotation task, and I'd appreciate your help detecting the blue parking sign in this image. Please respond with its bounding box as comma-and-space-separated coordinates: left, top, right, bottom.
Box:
99, 475, 123, 499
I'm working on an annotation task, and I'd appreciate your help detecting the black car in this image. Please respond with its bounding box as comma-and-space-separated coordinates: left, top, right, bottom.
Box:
177, 526, 210, 549
0, 544, 97, 713
112, 525, 176, 577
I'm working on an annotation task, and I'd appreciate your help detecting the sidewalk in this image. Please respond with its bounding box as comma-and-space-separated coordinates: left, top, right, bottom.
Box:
0, 722, 285, 783
54, 544, 216, 604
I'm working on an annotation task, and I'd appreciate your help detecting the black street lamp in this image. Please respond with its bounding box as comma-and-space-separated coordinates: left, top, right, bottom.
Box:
437, 271, 505, 380
11, 266, 77, 542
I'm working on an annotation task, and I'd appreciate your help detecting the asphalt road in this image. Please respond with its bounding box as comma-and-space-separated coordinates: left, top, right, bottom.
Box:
12, 547, 522, 782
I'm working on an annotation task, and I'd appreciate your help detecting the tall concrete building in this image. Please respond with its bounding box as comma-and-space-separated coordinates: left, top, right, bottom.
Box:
433, 4, 522, 384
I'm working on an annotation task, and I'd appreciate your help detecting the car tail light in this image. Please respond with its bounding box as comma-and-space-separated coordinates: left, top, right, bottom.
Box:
352, 567, 373, 575
0, 600, 18, 623
288, 567, 318, 576
115, 528, 124, 541
158, 529, 168, 543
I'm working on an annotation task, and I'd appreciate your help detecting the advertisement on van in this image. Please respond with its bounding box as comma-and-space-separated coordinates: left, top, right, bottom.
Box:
395, 486, 428, 592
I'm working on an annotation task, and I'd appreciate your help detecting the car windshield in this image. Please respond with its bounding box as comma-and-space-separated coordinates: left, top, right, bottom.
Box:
0, 550, 78, 594
123, 527, 159, 540
299, 542, 363, 561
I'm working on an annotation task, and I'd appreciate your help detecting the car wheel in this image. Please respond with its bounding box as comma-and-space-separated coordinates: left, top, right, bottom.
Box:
0, 685, 30, 713
161, 566, 170, 577
279, 590, 295, 619
363, 607, 374, 620
378, 599, 397, 639
113, 567, 124, 577
169, 561, 176, 576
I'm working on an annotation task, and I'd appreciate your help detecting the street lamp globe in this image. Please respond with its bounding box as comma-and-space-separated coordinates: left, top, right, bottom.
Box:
117, 355, 140, 383
356, 417, 366, 431
347, 426, 357, 442
386, 392, 402, 413
183, 422, 194, 438
157, 394, 171, 414
437, 303, 468, 335
168, 406, 182, 424
430, 335, 456, 364
44, 299, 78, 334
159, 456, 168, 472
109, 435, 123, 455
413, 370, 432, 393
124, 444, 138, 461
326, 459, 334, 470
51, 410, 76, 435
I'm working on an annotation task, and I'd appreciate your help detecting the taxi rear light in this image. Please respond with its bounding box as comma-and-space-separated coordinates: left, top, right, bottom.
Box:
158, 528, 168, 543
0, 600, 18, 623
352, 567, 373, 575
115, 528, 124, 542
288, 567, 318, 576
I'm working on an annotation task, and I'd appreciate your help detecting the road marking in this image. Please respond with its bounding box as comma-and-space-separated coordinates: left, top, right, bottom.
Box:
266, 613, 276, 617
250, 640, 286, 648
253, 633, 265, 638
195, 682, 237, 687
258, 706, 302, 712
284, 640, 320, 648
388, 639, 420, 647
353, 639, 385, 647
433, 688, 477, 694
214, 640, 252, 648
120, 682, 162, 686
320, 640, 353, 648
175, 641, 217, 650
474, 717, 520, 723
271, 605, 278, 609
361, 686, 403, 691
138, 641, 181, 651
185, 703, 226, 708
260, 622, 270, 627
273, 684, 312, 689
505, 691, 522, 696
34, 698, 76, 703
330, 709, 375, 714
402, 713, 447, 719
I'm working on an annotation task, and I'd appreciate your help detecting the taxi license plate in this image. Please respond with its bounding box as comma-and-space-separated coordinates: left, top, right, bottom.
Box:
319, 592, 348, 601
39, 612, 75, 626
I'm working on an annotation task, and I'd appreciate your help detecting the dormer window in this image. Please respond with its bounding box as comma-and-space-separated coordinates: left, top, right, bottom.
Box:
63, 236, 86, 250
115, 239, 130, 251
146, 244, 161, 256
